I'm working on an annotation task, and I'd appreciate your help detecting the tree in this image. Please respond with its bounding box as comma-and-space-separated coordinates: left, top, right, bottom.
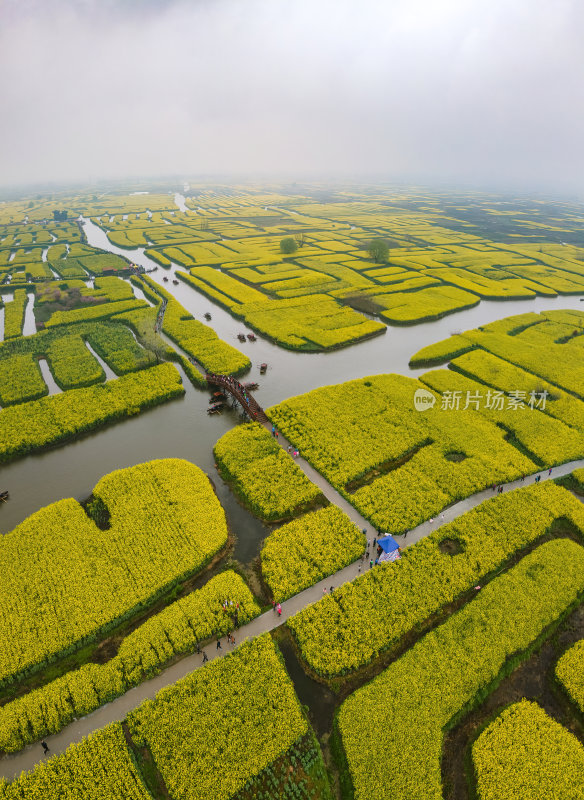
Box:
367, 238, 389, 263
294, 231, 306, 248
280, 237, 298, 255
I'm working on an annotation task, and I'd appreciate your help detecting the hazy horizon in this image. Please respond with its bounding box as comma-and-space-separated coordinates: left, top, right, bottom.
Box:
1, 0, 583, 196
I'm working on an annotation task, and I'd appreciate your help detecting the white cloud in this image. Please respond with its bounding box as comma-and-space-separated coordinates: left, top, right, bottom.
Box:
0, 0, 582, 193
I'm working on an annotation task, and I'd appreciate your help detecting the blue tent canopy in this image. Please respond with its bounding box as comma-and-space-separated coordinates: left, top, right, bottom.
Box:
378, 535, 400, 553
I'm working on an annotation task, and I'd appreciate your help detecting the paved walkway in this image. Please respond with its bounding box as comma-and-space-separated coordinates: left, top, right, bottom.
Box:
392, 459, 584, 547
0, 560, 361, 780
1, 438, 583, 778
264, 424, 375, 534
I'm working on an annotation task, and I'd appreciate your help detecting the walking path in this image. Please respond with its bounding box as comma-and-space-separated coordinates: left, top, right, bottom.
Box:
262, 423, 375, 534
2, 451, 583, 780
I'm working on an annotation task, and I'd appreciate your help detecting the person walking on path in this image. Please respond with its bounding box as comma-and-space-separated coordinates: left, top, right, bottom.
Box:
369, 559, 373, 569
548, 468, 552, 476
202, 651, 209, 663
41, 741, 49, 755
216, 639, 222, 650
272, 600, 277, 613
277, 603, 282, 617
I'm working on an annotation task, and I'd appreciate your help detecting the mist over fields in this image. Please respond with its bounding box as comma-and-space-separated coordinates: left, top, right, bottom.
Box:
0, 0, 582, 194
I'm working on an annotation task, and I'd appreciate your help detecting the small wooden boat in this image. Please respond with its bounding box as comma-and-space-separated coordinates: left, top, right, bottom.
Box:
247, 334, 256, 342
207, 407, 222, 415
259, 363, 268, 374
163, 276, 169, 282
204, 312, 212, 320
0, 491, 9, 503
244, 382, 259, 390
237, 334, 246, 342
172, 279, 179, 285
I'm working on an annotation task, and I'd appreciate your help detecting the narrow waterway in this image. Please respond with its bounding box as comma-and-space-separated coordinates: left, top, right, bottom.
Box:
174, 193, 188, 213
22, 293, 36, 336
37, 358, 62, 395
80, 215, 584, 407
0, 216, 582, 557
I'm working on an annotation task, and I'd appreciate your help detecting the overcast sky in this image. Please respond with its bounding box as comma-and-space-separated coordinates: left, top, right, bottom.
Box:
1, 0, 582, 194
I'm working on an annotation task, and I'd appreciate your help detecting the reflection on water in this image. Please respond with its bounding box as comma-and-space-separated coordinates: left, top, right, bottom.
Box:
37, 358, 62, 395
174, 193, 188, 213
79, 215, 584, 408
85, 341, 117, 381
277, 634, 337, 737
0, 215, 582, 562
22, 293, 36, 336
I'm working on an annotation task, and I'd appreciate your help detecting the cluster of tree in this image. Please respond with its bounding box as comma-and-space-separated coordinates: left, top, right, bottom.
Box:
367, 238, 389, 263
280, 234, 389, 261
279, 232, 306, 254
53, 210, 68, 221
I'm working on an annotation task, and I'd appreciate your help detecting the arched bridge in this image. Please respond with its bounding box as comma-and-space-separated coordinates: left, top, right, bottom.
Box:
206, 373, 268, 422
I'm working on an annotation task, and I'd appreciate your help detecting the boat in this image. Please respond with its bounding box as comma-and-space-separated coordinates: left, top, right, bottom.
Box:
204, 312, 212, 320
163, 276, 169, 282
244, 382, 259, 390
0, 491, 8, 503
259, 363, 268, 374
172, 279, 179, 285
207, 403, 224, 414
237, 334, 246, 342
247, 334, 256, 341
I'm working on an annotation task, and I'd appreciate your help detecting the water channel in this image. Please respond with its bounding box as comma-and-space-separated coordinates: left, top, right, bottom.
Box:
0, 210, 583, 565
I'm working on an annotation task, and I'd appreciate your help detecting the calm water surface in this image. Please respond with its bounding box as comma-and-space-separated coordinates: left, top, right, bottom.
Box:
0, 213, 582, 561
